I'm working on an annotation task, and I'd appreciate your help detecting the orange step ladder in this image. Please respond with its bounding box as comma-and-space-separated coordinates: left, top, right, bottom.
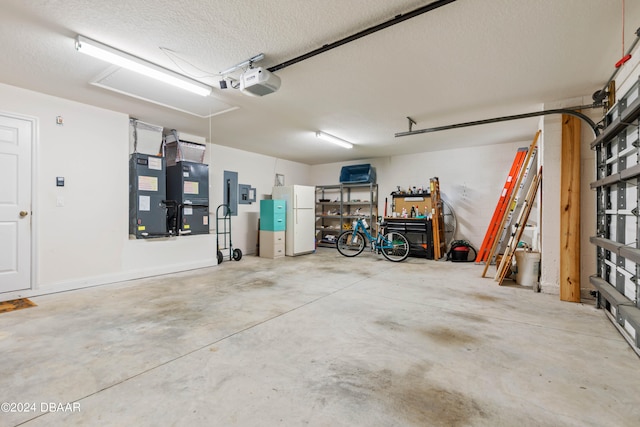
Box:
475, 147, 528, 263
480, 131, 540, 278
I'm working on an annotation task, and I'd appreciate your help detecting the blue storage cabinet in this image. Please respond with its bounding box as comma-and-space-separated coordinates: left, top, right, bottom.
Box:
260, 199, 286, 258
260, 199, 286, 231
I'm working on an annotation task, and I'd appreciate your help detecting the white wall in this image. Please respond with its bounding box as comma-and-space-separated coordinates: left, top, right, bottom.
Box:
0, 83, 310, 298
581, 108, 599, 298
206, 144, 310, 256
2, 79, 600, 299
310, 141, 529, 250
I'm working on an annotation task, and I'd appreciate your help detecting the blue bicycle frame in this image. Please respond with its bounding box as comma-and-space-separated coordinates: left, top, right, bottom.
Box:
351, 218, 393, 251
336, 217, 410, 262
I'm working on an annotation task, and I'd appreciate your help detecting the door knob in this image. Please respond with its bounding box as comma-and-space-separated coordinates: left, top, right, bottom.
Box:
19, 211, 28, 217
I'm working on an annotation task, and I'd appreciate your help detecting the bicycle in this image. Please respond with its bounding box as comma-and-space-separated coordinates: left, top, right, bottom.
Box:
336, 217, 410, 262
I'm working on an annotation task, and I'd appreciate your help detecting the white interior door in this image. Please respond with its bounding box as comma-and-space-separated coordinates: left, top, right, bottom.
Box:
0, 114, 32, 294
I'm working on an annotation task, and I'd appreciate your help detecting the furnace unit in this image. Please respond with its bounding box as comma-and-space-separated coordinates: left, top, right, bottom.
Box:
166, 161, 209, 235
129, 153, 170, 238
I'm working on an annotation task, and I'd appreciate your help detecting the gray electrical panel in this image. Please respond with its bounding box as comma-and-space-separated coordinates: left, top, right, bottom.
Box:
129, 153, 169, 238
167, 161, 209, 235
223, 170, 238, 216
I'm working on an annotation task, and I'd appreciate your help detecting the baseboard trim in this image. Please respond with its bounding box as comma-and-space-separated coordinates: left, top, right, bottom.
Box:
1, 259, 216, 301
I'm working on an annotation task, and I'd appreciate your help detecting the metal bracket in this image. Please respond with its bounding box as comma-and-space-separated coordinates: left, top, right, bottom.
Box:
219, 53, 265, 75
407, 117, 417, 132
591, 290, 600, 309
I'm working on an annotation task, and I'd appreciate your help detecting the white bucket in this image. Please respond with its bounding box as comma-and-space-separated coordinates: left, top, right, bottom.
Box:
514, 251, 541, 287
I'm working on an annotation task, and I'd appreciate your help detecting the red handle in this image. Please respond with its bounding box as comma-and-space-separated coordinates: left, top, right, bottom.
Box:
615, 54, 632, 68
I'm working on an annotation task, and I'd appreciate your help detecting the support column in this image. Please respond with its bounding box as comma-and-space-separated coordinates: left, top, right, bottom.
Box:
560, 114, 581, 302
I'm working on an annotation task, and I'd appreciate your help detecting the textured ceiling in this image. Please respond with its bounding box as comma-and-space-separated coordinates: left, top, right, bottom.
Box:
1, 0, 639, 164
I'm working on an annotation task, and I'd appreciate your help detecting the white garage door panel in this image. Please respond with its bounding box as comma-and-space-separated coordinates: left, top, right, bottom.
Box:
0, 223, 17, 273
591, 77, 640, 355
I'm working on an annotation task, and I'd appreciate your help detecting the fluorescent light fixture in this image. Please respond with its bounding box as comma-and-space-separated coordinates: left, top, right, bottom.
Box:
75, 35, 212, 97
315, 131, 353, 149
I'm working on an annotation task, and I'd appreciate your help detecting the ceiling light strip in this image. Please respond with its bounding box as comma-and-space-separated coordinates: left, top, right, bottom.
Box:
75, 35, 212, 96
316, 131, 353, 149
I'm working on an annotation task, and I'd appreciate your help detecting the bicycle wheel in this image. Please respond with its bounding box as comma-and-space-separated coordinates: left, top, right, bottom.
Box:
336, 230, 366, 257
380, 231, 410, 262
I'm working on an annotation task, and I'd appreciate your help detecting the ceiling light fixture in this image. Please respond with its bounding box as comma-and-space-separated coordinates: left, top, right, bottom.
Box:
75, 35, 212, 97
315, 131, 353, 149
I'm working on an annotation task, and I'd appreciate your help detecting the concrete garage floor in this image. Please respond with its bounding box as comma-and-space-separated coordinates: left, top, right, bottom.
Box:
1, 248, 639, 427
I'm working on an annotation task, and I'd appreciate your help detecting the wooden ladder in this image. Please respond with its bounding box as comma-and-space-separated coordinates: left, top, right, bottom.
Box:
495, 166, 542, 284
430, 177, 446, 259
481, 131, 540, 278
475, 147, 528, 263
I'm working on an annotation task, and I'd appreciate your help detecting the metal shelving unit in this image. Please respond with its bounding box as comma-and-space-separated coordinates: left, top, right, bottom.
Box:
590, 75, 640, 355
315, 183, 378, 247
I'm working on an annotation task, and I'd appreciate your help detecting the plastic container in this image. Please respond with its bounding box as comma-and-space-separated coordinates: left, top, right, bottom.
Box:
514, 251, 541, 287
339, 164, 376, 183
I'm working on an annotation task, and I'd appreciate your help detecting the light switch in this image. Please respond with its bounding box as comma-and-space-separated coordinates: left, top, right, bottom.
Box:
56, 177, 64, 187
56, 196, 64, 207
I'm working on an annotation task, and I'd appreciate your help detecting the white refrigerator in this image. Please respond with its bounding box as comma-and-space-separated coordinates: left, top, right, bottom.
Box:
272, 185, 315, 256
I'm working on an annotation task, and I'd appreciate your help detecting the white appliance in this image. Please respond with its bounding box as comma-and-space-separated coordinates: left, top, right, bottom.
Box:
240, 67, 281, 97
272, 185, 315, 256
